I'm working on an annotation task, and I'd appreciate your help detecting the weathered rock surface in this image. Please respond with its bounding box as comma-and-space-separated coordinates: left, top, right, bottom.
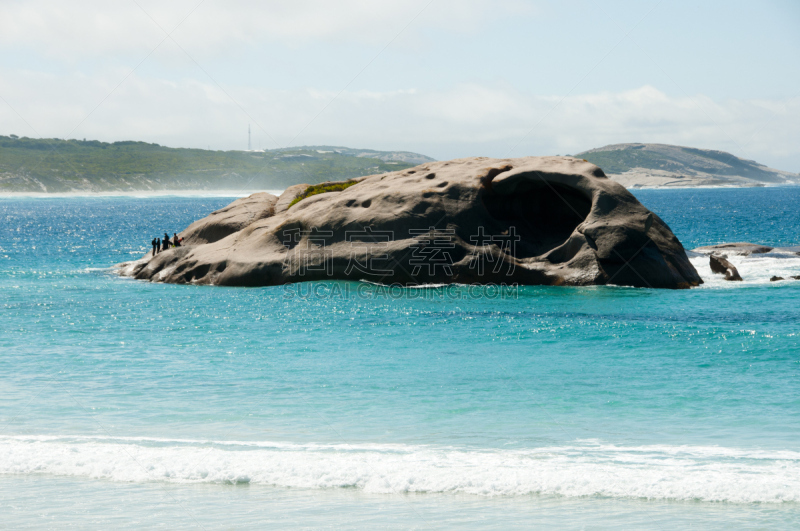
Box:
119, 156, 703, 289
709, 254, 743, 281
181, 192, 278, 246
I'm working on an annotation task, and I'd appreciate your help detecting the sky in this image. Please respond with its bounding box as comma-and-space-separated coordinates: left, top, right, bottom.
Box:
0, 0, 798, 171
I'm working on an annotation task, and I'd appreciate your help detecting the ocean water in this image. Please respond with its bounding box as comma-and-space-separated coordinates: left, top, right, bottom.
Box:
1, 187, 799, 529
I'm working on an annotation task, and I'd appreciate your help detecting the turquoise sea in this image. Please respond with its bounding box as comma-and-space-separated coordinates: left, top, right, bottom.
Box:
2, 187, 800, 529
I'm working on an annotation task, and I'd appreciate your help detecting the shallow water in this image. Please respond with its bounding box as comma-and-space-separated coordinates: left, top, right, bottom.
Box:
1, 188, 799, 528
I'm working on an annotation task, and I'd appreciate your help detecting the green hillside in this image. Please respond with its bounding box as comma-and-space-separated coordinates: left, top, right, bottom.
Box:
576, 147, 672, 174
0, 135, 428, 192
576, 143, 796, 184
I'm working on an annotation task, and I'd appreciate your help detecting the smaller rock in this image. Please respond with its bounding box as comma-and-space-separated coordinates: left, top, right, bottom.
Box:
791, 276, 800, 280
694, 242, 773, 256
709, 254, 743, 281
274, 183, 310, 215
180, 192, 278, 245
770, 276, 784, 282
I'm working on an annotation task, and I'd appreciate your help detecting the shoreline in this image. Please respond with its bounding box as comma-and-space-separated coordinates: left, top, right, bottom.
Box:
0, 189, 285, 198
611, 184, 800, 190
619, 182, 798, 190
2, 183, 798, 197
625, 184, 777, 190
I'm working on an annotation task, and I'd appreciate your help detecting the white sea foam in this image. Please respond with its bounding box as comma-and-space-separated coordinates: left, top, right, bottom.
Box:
109, 259, 146, 277
691, 252, 800, 288
2, 436, 799, 503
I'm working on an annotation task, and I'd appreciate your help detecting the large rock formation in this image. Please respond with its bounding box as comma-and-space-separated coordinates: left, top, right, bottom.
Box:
119, 156, 703, 289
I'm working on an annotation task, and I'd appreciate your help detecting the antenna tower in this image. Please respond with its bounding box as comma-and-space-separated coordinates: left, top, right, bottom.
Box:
248, 124, 251, 151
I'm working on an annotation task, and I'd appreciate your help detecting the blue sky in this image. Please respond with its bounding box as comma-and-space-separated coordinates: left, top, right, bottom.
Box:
1, 0, 798, 171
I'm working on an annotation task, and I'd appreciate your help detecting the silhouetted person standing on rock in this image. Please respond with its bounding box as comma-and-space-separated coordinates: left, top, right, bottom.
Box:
151, 237, 158, 256
156, 238, 161, 253
162, 233, 171, 251
173, 233, 182, 247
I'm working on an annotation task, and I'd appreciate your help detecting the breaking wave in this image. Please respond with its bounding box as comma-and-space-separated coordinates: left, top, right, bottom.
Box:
2, 436, 799, 503
691, 250, 800, 287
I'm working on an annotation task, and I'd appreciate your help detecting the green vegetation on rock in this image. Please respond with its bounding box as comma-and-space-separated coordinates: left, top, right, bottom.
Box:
0, 135, 427, 192
288, 180, 360, 208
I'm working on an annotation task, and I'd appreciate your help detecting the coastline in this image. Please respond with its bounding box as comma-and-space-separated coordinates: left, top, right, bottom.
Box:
609, 175, 799, 190
621, 183, 789, 190
2, 182, 798, 196
0, 189, 285, 199
0, 179, 800, 199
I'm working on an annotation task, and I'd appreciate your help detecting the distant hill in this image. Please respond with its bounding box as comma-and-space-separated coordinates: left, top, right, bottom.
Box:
576, 143, 798, 188
303, 146, 435, 165
0, 135, 434, 193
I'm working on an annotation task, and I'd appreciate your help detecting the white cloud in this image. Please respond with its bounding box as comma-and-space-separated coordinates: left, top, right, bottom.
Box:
0, 0, 530, 59
1, 1, 796, 171
1, 63, 797, 172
